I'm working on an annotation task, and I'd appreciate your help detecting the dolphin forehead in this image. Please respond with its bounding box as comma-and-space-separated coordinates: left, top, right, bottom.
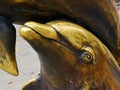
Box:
47, 21, 103, 49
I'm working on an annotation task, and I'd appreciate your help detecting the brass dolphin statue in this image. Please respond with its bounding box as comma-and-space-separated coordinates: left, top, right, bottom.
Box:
0, 0, 119, 80
0, 16, 18, 76
20, 21, 120, 90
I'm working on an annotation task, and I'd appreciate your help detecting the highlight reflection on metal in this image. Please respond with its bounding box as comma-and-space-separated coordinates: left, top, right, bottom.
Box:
20, 21, 120, 90
0, 0, 119, 89
0, 16, 18, 76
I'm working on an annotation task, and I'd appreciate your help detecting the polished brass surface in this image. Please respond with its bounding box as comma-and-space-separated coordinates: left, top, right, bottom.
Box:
20, 21, 120, 90
0, 16, 18, 76
0, 0, 119, 63
0, 0, 119, 89
0, 0, 119, 75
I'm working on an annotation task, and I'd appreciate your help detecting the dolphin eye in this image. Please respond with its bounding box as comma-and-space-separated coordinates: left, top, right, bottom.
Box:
81, 51, 93, 63
78, 47, 95, 64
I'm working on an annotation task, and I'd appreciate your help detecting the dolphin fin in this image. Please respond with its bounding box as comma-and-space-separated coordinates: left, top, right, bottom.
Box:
0, 16, 18, 76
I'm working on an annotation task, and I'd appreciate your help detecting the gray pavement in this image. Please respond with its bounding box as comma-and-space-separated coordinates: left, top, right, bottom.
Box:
0, 10, 120, 90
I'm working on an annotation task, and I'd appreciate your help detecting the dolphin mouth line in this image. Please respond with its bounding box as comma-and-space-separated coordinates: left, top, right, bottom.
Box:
23, 24, 60, 43
23, 24, 77, 55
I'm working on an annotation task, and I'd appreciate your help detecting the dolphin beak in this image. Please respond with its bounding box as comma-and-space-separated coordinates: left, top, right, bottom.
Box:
20, 21, 60, 41
0, 23, 18, 76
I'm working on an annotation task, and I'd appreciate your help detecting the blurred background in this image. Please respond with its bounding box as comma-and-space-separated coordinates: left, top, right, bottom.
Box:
115, 0, 120, 9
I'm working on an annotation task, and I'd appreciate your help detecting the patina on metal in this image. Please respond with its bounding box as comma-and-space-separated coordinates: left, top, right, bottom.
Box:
0, 0, 120, 55
20, 21, 120, 90
0, 0, 119, 87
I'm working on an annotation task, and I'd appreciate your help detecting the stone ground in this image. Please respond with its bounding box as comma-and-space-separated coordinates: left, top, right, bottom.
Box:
0, 10, 120, 90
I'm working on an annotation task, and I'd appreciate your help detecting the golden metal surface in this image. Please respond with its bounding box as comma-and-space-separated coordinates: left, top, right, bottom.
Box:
0, 16, 18, 76
0, 0, 119, 89
20, 21, 120, 90
0, 45, 18, 76
0, 0, 119, 75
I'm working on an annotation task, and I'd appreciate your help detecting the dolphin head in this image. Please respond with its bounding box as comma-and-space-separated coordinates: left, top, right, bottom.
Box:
20, 21, 120, 89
